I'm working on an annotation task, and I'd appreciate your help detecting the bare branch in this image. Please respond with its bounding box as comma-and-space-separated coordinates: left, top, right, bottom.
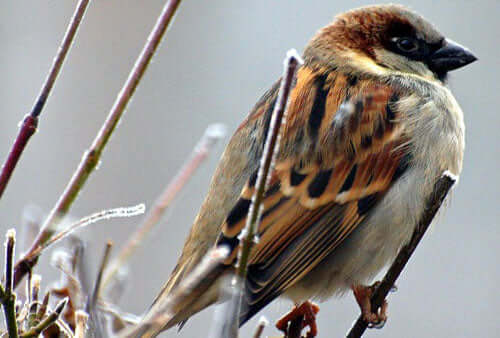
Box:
13, 0, 184, 289
86, 242, 113, 337
119, 246, 229, 338
0, 0, 91, 199
236, 49, 302, 280
346, 171, 457, 338
252, 316, 269, 338
102, 123, 226, 289
214, 50, 302, 338
27, 274, 41, 329
26, 204, 144, 261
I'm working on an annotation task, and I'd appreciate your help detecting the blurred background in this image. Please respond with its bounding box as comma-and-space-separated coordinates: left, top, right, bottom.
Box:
0, 0, 498, 337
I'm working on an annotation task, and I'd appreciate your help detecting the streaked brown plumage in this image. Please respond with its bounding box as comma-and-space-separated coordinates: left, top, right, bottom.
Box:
144, 4, 476, 335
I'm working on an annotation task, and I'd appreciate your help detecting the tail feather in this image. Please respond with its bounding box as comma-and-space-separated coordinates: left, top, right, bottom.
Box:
141, 254, 228, 336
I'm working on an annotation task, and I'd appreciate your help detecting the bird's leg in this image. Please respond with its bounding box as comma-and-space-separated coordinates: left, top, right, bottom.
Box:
352, 281, 388, 329
275, 300, 320, 338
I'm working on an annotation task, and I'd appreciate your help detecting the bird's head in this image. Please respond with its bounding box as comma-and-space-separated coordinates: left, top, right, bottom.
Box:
304, 4, 477, 82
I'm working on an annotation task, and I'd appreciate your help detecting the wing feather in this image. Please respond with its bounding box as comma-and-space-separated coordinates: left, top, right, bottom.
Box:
215, 66, 411, 325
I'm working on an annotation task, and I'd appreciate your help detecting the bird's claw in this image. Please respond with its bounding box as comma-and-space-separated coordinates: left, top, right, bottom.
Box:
276, 301, 320, 338
352, 281, 388, 329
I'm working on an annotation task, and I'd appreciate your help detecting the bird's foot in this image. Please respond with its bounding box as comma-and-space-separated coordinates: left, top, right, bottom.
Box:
352, 281, 388, 329
275, 300, 320, 338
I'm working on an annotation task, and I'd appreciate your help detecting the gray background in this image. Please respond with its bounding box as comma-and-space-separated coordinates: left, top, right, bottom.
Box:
0, 1, 498, 337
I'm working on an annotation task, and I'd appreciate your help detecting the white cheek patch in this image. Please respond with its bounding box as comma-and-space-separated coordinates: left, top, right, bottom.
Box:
373, 48, 434, 80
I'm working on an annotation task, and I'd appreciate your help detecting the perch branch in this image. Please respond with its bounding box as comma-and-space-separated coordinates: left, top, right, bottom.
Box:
13, 0, 184, 289
236, 49, 302, 280
0, 0, 91, 199
346, 171, 457, 338
102, 123, 226, 289
213, 49, 302, 338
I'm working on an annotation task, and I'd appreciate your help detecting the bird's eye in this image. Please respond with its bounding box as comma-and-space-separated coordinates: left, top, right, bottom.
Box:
394, 37, 419, 53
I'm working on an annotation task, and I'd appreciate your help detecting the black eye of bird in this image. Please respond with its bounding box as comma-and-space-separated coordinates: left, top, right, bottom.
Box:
394, 37, 419, 53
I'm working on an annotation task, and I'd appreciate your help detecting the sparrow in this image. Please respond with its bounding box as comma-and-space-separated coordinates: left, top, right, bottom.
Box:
144, 4, 476, 335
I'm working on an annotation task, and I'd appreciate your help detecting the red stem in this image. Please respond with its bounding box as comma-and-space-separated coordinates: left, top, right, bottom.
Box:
0, 116, 38, 199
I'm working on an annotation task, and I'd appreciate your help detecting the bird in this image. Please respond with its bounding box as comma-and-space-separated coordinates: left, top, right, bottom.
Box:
143, 4, 476, 336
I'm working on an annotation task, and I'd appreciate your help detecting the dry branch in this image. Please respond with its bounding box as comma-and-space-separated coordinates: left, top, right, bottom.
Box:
13, 0, 184, 289
86, 242, 113, 337
252, 316, 268, 338
0, 0, 91, 199
346, 171, 457, 338
119, 247, 229, 338
102, 123, 226, 290
214, 49, 302, 338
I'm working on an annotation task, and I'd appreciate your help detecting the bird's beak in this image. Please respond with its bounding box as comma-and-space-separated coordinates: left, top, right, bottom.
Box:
429, 39, 477, 73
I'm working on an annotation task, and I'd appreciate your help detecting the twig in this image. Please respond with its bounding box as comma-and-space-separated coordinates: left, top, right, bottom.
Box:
236, 49, 302, 280
1, 229, 19, 338
0, 0, 91, 200
102, 123, 226, 290
86, 242, 113, 337
13, 0, 184, 289
36, 293, 50, 322
346, 171, 457, 338
27, 274, 42, 328
217, 50, 301, 338
119, 246, 229, 338
89, 242, 113, 311
252, 316, 269, 338
97, 300, 140, 326
20, 297, 68, 338
26, 204, 144, 261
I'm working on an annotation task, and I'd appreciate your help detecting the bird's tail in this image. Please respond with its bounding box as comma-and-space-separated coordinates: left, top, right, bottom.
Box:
138, 250, 228, 337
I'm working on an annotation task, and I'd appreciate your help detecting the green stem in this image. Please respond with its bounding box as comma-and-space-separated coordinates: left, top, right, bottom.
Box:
2, 293, 19, 338
20, 298, 67, 338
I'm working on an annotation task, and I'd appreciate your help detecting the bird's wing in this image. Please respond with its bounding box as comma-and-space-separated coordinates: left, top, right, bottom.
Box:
215, 68, 411, 324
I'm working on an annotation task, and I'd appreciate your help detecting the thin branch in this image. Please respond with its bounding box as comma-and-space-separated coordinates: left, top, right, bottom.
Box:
88, 242, 113, 312
102, 123, 226, 290
0, 0, 91, 200
119, 246, 229, 338
36, 293, 50, 322
1, 229, 18, 338
236, 49, 302, 280
346, 171, 457, 338
20, 297, 68, 338
86, 242, 113, 337
13, 0, 184, 289
26, 204, 144, 261
27, 274, 42, 329
215, 50, 301, 338
252, 316, 269, 338
5, 230, 15, 296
